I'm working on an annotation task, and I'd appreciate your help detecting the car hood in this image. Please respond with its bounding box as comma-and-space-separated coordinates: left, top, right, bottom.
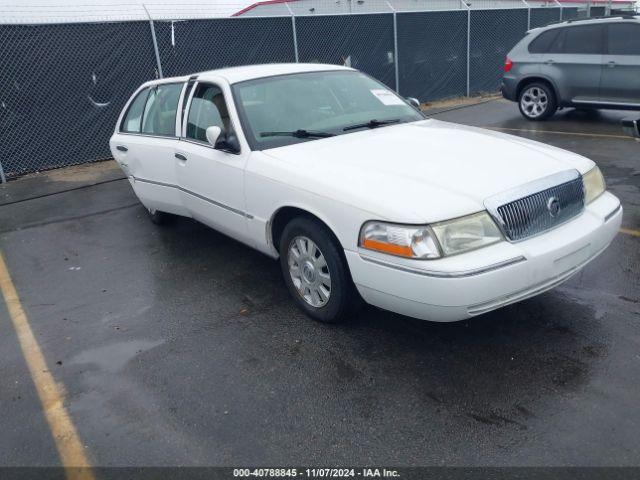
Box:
261, 119, 594, 223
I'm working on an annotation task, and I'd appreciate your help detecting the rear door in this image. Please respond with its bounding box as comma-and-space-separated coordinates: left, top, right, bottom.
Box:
600, 22, 640, 105
541, 24, 605, 103
112, 82, 188, 216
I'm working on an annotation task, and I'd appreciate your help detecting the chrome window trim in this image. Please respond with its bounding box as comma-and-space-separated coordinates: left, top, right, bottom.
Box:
359, 253, 526, 278
484, 169, 583, 242
131, 176, 253, 219
118, 131, 179, 140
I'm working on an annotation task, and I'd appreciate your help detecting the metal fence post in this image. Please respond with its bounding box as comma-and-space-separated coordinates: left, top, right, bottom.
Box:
143, 4, 164, 78
285, 3, 300, 63
553, 0, 563, 21
466, 4, 471, 97
0, 161, 6, 184
386, 2, 400, 93
521, 0, 531, 30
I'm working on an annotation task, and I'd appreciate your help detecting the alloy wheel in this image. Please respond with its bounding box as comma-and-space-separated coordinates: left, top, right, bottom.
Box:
520, 86, 549, 119
287, 235, 332, 308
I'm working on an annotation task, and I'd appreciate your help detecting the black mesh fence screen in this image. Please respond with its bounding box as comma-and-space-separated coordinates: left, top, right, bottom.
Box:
0, 21, 159, 178
397, 11, 467, 101
154, 17, 296, 77
469, 9, 528, 94
561, 7, 580, 20
530, 8, 561, 29
296, 14, 396, 88
2, 8, 583, 179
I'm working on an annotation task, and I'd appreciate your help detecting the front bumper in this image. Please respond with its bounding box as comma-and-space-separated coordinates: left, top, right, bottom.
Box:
345, 192, 622, 322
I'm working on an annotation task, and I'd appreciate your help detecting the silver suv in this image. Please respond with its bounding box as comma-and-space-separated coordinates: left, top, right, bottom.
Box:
502, 16, 640, 120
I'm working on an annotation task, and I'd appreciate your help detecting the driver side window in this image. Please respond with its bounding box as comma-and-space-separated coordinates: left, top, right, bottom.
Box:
186, 83, 230, 143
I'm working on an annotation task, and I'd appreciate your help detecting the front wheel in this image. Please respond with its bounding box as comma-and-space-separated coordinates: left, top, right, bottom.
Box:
279, 217, 354, 323
518, 82, 557, 121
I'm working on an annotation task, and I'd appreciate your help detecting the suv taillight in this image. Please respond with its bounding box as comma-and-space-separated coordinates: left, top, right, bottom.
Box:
504, 57, 513, 72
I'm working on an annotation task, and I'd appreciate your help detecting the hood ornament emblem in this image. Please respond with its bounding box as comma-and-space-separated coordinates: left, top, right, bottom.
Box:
547, 196, 560, 217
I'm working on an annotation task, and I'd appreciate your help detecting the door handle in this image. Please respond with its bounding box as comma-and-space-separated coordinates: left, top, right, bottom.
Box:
545, 59, 554, 65
116, 145, 128, 152
607, 61, 616, 68
175, 153, 188, 162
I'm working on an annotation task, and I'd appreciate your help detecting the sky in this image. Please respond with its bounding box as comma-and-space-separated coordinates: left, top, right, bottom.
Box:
0, 0, 256, 22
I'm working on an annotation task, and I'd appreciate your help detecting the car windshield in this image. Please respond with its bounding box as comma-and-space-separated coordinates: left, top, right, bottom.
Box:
232, 70, 424, 150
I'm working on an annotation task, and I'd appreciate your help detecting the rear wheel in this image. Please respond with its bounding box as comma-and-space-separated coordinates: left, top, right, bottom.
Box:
518, 82, 557, 121
279, 217, 354, 323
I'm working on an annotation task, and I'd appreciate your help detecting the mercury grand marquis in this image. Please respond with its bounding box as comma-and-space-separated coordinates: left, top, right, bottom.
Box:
110, 63, 622, 323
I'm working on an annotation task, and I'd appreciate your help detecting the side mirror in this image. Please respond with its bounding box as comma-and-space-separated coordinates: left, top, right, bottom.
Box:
221, 132, 241, 154
622, 117, 640, 138
406, 97, 421, 110
206, 126, 222, 146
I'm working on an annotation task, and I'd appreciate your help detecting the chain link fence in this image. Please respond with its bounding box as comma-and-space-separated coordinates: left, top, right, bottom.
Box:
0, 3, 607, 180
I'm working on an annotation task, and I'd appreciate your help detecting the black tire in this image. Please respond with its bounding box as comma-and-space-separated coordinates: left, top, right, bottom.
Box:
518, 82, 557, 121
147, 207, 171, 225
279, 217, 355, 323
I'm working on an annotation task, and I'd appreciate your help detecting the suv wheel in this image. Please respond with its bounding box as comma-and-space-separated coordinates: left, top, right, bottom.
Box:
279, 217, 354, 323
518, 82, 557, 121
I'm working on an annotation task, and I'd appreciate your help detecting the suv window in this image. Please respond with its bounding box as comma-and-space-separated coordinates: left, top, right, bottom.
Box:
141, 83, 183, 136
121, 88, 149, 133
607, 23, 640, 55
528, 29, 561, 54
186, 83, 231, 143
552, 25, 604, 54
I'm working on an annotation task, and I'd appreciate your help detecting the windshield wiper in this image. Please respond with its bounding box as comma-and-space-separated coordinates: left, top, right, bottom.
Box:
342, 118, 401, 131
260, 129, 335, 139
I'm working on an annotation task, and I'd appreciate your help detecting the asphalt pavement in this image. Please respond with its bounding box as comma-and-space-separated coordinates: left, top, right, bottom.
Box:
0, 99, 638, 468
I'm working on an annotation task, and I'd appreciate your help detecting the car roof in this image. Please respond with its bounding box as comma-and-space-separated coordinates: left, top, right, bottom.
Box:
144, 63, 354, 88
198, 63, 353, 83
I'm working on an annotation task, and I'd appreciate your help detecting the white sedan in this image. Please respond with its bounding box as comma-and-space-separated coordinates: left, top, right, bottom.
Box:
110, 63, 622, 323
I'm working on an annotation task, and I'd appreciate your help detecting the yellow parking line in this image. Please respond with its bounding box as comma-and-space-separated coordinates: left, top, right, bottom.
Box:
621, 227, 640, 238
487, 126, 634, 140
0, 251, 94, 480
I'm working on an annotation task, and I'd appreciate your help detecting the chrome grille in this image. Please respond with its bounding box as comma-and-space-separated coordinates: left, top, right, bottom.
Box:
485, 170, 585, 242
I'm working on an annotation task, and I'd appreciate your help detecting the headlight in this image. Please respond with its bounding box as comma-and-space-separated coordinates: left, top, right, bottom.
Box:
582, 166, 605, 204
359, 222, 441, 259
431, 211, 503, 256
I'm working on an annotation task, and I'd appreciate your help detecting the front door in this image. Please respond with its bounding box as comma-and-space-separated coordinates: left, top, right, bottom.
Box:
175, 81, 251, 244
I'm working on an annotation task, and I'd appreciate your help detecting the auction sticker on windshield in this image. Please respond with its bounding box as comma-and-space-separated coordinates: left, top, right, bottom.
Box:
370, 89, 405, 106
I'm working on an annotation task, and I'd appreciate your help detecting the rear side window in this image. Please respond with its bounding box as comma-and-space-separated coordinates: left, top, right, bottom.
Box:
607, 23, 640, 55
528, 29, 561, 54
141, 83, 183, 136
120, 88, 149, 133
553, 25, 605, 54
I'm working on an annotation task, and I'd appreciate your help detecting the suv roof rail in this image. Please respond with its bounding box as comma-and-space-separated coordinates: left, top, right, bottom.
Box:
565, 14, 638, 23
536, 14, 637, 28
